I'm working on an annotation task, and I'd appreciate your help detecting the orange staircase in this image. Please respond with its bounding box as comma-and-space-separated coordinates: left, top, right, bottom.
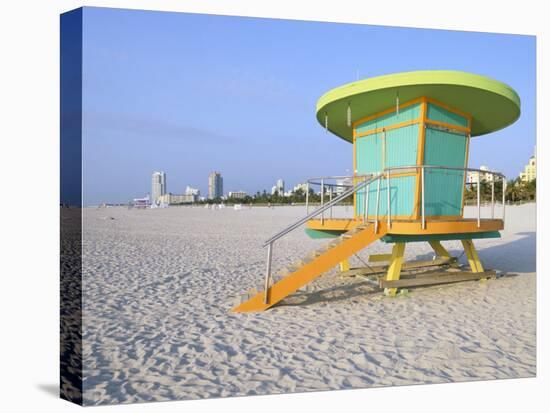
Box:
233, 221, 388, 312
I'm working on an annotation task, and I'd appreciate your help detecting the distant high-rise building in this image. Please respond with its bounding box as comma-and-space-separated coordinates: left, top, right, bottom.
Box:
519, 148, 536, 183
208, 172, 223, 199
272, 178, 285, 195
151, 171, 166, 206
277, 179, 285, 194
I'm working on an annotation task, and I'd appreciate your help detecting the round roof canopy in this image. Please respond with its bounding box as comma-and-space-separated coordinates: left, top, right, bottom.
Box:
316, 70, 520, 142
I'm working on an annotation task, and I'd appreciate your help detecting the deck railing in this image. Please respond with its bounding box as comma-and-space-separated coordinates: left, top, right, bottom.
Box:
306, 165, 507, 230
304, 175, 369, 222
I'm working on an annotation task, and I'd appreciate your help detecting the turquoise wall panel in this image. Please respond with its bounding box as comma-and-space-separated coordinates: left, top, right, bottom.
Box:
355, 133, 382, 174
423, 127, 467, 216
355, 124, 419, 217
356, 176, 416, 217
385, 124, 419, 168
355, 125, 419, 172
355, 133, 380, 218
424, 127, 467, 167
427, 103, 468, 128
355, 103, 420, 135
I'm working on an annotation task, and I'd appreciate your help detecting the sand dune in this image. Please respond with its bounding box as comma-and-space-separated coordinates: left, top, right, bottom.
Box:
81, 204, 536, 405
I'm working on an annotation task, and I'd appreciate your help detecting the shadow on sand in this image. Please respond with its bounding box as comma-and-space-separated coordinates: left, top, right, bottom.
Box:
280, 279, 381, 308
277, 231, 535, 309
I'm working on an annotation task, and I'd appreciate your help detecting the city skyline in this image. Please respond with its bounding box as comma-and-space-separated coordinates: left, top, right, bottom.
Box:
141, 172, 294, 203
113, 154, 537, 206
81, 8, 535, 206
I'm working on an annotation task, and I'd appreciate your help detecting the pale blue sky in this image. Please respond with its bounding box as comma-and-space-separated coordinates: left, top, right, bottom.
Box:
80, 7, 536, 205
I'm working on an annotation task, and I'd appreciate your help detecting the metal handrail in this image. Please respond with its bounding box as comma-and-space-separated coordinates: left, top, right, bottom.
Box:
386, 164, 505, 178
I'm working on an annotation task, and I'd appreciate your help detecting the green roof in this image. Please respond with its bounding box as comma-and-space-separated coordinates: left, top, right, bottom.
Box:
316, 70, 521, 142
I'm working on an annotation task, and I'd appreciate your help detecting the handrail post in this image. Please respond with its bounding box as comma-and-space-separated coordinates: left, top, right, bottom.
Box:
364, 178, 369, 223
477, 173, 481, 228
263, 242, 273, 304
375, 175, 381, 233
305, 182, 309, 214
491, 179, 495, 219
321, 179, 324, 225
421, 166, 425, 230
329, 186, 333, 219
502, 177, 506, 222
386, 169, 391, 228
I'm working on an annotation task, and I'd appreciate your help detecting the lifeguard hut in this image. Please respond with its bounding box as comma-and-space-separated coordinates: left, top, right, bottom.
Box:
234, 70, 520, 313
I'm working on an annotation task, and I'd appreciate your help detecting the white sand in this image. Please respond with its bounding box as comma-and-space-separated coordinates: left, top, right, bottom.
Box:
81, 203, 536, 405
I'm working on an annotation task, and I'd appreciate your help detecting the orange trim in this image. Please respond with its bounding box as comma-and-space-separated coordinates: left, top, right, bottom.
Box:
355, 119, 421, 138
390, 171, 417, 178
422, 214, 463, 220
369, 214, 417, 220
413, 97, 428, 219
352, 97, 423, 129
306, 217, 503, 235
425, 97, 473, 123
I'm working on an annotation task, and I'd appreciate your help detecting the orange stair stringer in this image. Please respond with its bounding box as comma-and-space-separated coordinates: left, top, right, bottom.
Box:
233, 222, 388, 312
